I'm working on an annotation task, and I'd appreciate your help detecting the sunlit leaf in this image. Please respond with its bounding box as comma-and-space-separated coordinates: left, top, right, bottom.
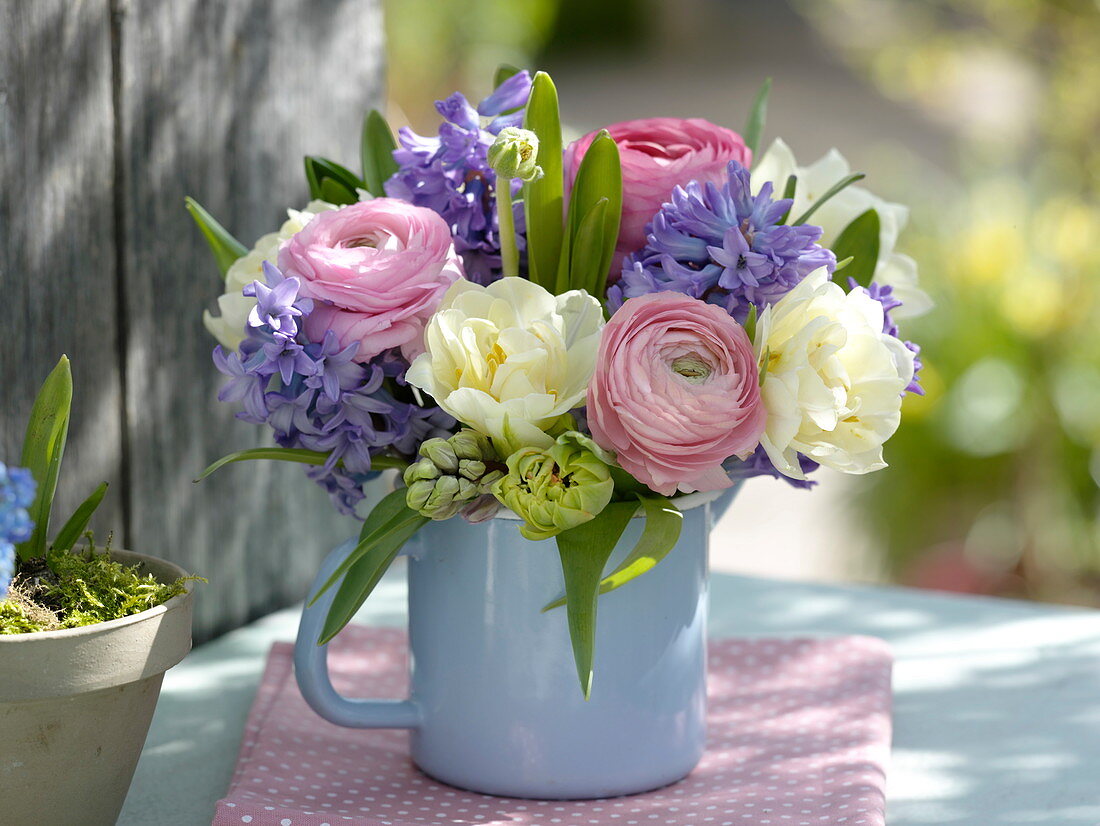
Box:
17, 356, 72, 561
316, 490, 427, 644
792, 173, 866, 225
361, 109, 399, 195
195, 447, 407, 483
830, 209, 880, 288
184, 197, 248, 277
51, 481, 108, 553
557, 130, 621, 297
310, 489, 423, 605
304, 156, 363, 204
744, 77, 772, 162
544, 494, 682, 610
523, 71, 565, 291
555, 501, 636, 699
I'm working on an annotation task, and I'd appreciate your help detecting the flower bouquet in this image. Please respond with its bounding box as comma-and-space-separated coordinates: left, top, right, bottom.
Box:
192, 70, 927, 700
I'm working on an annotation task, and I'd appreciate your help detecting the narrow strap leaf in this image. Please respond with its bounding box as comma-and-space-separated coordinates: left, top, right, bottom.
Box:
523, 71, 564, 291
556, 130, 622, 296
361, 109, 399, 196
184, 196, 248, 277
830, 209, 880, 289
194, 447, 407, 483
566, 198, 608, 297
317, 509, 427, 644
304, 156, 363, 204
792, 173, 866, 226
555, 501, 637, 699
309, 489, 424, 605
51, 481, 109, 553
543, 494, 682, 611
17, 356, 72, 561
775, 174, 797, 224
744, 77, 773, 162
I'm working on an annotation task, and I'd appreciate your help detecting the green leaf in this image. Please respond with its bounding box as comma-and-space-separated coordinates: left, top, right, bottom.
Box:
544, 494, 682, 611
184, 197, 248, 277
17, 356, 73, 561
523, 71, 565, 291
742, 303, 758, 342
51, 481, 108, 553
317, 491, 427, 644
310, 489, 426, 608
556, 129, 621, 297
830, 209, 880, 289
494, 63, 522, 89
744, 77, 773, 162
360, 109, 399, 196
566, 198, 608, 297
776, 174, 797, 224
555, 501, 637, 699
304, 156, 363, 205
792, 173, 866, 226
195, 447, 407, 483
834, 256, 854, 272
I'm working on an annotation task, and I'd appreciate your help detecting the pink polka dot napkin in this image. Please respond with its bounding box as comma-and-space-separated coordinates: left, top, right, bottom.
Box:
213, 628, 892, 826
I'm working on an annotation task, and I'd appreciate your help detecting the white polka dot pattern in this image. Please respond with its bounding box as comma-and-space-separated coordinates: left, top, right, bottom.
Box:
213, 628, 892, 826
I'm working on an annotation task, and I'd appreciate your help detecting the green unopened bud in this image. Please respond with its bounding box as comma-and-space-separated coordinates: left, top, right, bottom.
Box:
421, 438, 459, 473
404, 457, 441, 484
491, 432, 614, 541
487, 127, 542, 183
404, 429, 506, 519
450, 429, 495, 462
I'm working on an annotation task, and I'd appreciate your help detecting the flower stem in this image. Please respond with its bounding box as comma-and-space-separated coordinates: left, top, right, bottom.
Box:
496, 178, 519, 277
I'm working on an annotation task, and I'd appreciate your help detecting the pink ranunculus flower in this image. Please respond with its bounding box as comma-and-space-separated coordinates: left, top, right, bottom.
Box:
587, 292, 766, 496
278, 198, 464, 362
564, 117, 751, 281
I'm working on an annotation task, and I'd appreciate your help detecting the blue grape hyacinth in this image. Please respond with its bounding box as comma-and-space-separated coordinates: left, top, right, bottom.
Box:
0, 463, 35, 597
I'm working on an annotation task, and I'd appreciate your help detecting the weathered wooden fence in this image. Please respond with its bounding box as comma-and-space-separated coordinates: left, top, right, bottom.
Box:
0, 0, 385, 642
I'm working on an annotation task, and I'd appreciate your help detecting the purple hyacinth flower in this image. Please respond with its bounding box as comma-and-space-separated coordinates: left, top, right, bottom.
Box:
612, 160, 836, 321
477, 71, 532, 116
305, 331, 364, 402
262, 337, 316, 386
724, 445, 818, 490
384, 73, 531, 284
244, 263, 307, 338
852, 278, 924, 395
213, 346, 268, 421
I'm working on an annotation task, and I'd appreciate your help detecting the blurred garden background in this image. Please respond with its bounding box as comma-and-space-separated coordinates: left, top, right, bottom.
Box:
383, 0, 1100, 606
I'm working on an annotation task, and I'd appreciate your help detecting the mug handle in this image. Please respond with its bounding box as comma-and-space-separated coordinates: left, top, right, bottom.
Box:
293, 538, 421, 729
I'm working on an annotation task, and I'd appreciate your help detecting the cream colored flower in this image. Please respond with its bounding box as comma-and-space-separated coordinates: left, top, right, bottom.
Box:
406, 278, 605, 454
752, 139, 932, 319
202, 200, 338, 350
755, 268, 915, 479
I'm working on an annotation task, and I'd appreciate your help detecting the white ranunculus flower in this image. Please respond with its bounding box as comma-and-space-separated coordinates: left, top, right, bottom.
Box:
751, 139, 931, 319
202, 200, 338, 350
755, 268, 915, 479
406, 277, 605, 454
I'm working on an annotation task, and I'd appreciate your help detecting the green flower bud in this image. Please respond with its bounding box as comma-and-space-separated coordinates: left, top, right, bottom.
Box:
421, 438, 459, 473
491, 432, 615, 541
450, 429, 495, 461
487, 127, 543, 183
404, 429, 506, 520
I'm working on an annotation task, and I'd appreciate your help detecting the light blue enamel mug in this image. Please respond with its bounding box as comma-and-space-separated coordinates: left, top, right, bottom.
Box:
294, 488, 733, 799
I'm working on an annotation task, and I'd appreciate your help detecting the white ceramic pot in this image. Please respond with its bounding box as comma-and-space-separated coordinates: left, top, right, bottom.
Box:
0, 550, 194, 825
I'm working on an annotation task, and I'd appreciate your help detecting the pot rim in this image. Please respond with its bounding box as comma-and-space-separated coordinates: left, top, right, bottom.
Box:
491, 486, 726, 521
0, 549, 195, 644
